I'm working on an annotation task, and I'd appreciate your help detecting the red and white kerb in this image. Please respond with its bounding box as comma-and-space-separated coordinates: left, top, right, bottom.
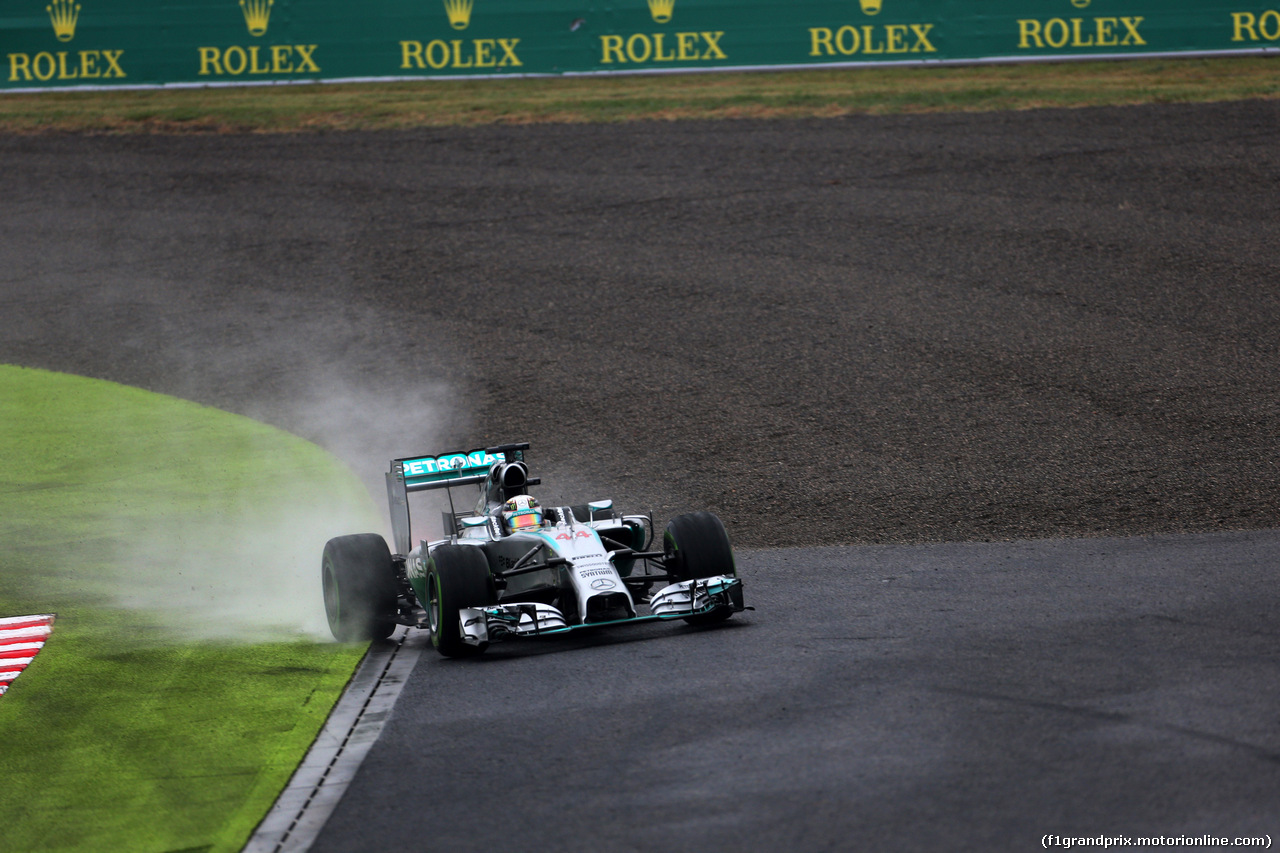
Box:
0, 614, 55, 696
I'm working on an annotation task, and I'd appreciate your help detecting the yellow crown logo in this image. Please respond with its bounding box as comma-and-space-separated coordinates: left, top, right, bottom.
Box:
647, 0, 674, 24
443, 0, 473, 30
859, 0, 882, 14
240, 0, 273, 37
47, 0, 80, 42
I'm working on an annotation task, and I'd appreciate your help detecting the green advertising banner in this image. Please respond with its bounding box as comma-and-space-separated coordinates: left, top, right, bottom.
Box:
2, 0, 1277, 90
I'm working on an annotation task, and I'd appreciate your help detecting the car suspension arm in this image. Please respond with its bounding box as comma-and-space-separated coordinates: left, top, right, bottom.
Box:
493, 543, 571, 582
607, 547, 666, 565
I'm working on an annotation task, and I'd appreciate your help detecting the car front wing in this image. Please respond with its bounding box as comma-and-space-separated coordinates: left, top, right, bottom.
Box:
457, 575, 744, 647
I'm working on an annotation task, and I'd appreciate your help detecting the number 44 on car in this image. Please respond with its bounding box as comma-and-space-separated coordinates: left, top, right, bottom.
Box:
321, 443, 748, 657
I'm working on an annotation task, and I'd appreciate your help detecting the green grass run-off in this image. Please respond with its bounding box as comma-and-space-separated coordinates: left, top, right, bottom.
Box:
0, 56, 1275, 133
0, 365, 379, 853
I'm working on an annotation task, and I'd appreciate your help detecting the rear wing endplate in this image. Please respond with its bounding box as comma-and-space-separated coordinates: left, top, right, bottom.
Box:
385, 443, 532, 555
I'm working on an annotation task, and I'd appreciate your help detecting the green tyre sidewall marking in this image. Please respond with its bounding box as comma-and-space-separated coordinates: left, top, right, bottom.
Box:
663, 512, 738, 625
427, 545, 494, 657
324, 559, 341, 636
321, 533, 396, 642
428, 569, 443, 651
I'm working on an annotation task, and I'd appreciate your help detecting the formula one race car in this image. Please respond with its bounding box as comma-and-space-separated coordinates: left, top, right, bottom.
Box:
321, 443, 746, 656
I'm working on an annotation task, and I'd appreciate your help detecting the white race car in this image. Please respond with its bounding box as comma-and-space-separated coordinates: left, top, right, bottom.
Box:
321, 443, 746, 656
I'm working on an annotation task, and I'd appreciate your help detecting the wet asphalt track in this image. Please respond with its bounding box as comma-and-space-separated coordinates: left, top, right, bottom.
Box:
1, 98, 1278, 849
312, 532, 1280, 852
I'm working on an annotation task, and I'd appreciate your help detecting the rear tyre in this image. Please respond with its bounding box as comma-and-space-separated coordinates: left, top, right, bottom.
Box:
427, 545, 495, 658
663, 512, 737, 625
322, 534, 397, 642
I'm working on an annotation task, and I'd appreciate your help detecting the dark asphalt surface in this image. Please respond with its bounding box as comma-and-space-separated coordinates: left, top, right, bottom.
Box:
314, 531, 1280, 852
2, 99, 1278, 849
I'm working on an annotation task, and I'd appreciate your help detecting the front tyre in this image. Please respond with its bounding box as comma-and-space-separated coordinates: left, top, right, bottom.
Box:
663, 512, 738, 625
322, 533, 397, 642
427, 545, 495, 658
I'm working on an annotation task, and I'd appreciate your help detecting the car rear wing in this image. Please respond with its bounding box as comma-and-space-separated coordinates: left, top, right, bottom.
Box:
385, 443, 536, 555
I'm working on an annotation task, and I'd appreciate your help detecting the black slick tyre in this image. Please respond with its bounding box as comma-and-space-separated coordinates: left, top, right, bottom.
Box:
322, 533, 397, 642
664, 512, 736, 581
663, 512, 737, 625
426, 545, 495, 657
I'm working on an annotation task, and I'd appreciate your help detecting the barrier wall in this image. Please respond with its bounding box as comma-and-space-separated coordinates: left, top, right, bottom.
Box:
2, 0, 1277, 91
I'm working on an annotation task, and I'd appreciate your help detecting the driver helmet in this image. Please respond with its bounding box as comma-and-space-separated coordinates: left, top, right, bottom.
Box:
503, 495, 542, 532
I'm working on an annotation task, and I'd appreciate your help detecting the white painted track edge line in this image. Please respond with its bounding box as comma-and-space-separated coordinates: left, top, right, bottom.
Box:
242, 626, 428, 853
